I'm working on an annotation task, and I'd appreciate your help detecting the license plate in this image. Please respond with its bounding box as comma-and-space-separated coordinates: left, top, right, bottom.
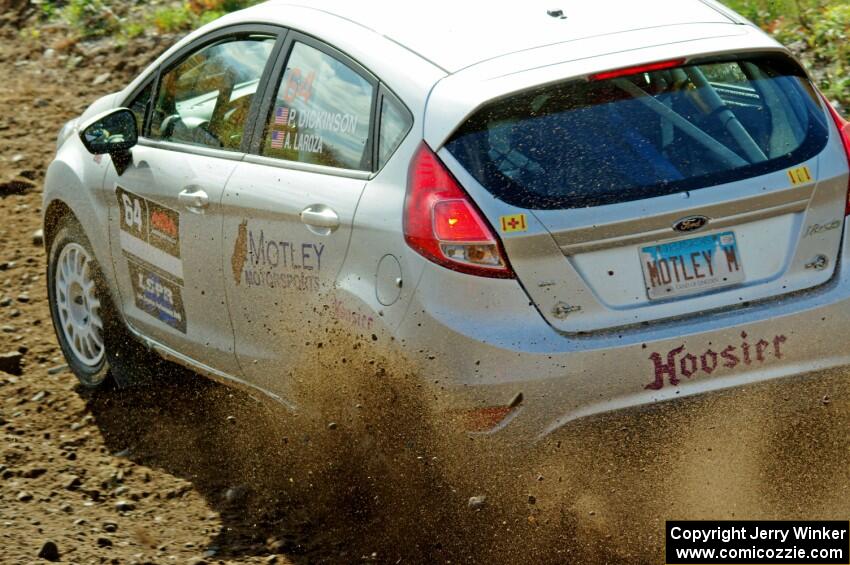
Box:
640, 231, 745, 300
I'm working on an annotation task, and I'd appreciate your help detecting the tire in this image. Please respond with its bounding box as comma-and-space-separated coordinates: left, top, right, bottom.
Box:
47, 216, 162, 388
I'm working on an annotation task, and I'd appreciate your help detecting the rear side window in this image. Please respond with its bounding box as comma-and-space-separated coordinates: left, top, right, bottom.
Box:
378, 95, 412, 169
447, 55, 829, 210
261, 42, 375, 170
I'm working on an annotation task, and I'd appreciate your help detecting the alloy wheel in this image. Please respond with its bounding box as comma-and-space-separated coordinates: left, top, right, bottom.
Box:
54, 242, 105, 367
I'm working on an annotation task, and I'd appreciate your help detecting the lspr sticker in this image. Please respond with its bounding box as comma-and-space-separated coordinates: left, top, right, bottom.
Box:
500, 214, 528, 233
128, 260, 187, 333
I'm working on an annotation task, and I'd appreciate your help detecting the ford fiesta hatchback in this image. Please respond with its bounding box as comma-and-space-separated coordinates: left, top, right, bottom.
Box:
43, 0, 850, 440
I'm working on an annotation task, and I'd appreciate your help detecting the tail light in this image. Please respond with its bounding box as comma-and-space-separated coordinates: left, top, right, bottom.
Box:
821, 95, 850, 216
404, 143, 515, 278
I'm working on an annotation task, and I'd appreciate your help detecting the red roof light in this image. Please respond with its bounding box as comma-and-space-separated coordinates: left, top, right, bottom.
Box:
590, 58, 688, 81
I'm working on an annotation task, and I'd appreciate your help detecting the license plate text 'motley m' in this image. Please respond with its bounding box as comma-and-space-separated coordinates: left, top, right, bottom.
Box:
641, 232, 745, 300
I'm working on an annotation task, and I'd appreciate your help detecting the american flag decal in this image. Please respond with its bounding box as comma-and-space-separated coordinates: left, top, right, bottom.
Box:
270, 130, 285, 149
274, 106, 290, 125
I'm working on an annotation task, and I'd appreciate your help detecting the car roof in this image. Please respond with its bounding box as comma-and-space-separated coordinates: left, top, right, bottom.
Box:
265, 0, 737, 73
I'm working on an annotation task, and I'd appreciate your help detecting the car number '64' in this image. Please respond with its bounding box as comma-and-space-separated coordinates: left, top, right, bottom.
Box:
123, 193, 144, 232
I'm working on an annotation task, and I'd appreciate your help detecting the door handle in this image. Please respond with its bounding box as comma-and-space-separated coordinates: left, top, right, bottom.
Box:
301, 204, 340, 235
178, 187, 209, 213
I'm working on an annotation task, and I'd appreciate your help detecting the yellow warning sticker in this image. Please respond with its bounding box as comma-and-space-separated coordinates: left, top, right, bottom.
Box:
788, 166, 813, 185
500, 214, 528, 233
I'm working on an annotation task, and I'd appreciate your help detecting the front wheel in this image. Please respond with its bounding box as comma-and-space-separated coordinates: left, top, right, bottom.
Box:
47, 220, 112, 387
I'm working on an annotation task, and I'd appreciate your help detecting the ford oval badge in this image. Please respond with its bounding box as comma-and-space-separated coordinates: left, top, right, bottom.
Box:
673, 216, 709, 233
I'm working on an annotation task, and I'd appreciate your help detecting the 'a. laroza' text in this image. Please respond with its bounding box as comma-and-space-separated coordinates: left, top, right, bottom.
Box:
670, 525, 847, 544
278, 131, 324, 154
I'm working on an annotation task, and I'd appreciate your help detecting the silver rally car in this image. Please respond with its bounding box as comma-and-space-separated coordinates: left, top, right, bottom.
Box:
44, 0, 850, 440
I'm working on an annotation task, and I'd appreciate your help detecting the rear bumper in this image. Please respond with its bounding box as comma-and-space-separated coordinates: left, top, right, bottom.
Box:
397, 223, 850, 441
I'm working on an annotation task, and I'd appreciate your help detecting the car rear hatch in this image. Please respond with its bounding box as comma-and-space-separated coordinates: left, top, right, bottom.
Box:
439, 52, 849, 334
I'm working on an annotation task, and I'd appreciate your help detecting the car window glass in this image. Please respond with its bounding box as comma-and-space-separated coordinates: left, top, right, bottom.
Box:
447, 55, 829, 210
261, 41, 374, 170
378, 96, 411, 169
127, 82, 153, 135
150, 36, 275, 151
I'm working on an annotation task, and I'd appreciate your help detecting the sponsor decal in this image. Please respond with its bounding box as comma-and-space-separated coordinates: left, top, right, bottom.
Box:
242, 267, 321, 292
231, 220, 249, 285
788, 165, 813, 185
290, 108, 359, 135
270, 130, 286, 150
332, 297, 374, 330
645, 331, 787, 391
270, 130, 324, 154
280, 68, 315, 105
116, 187, 181, 259
274, 105, 359, 135
231, 220, 324, 292
268, 68, 360, 156
268, 62, 360, 157
274, 106, 292, 126
500, 214, 528, 233
127, 259, 187, 333
151, 209, 178, 239
117, 187, 186, 331
804, 219, 841, 237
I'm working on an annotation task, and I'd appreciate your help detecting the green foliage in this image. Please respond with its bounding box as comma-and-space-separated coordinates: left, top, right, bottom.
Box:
793, 4, 849, 105
35, 0, 58, 20
198, 10, 227, 25
121, 21, 145, 39
723, 0, 800, 26
32, 0, 261, 40
63, 0, 120, 38
132, 0, 261, 35
722, 0, 849, 109
150, 5, 195, 34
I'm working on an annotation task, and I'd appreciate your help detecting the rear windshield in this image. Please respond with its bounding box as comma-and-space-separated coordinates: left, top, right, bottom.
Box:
446, 55, 829, 210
